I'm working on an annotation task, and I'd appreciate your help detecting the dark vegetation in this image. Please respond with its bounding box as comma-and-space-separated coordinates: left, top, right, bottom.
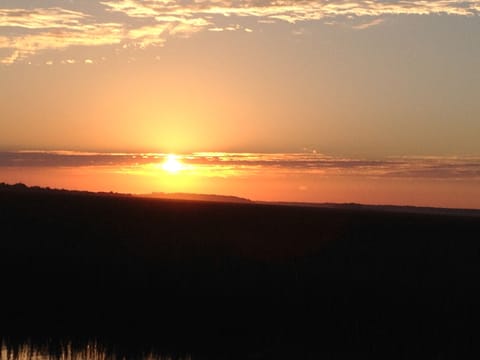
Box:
1, 183, 480, 358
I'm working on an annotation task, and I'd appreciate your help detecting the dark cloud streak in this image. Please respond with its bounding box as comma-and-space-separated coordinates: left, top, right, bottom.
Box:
1, 151, 479, 180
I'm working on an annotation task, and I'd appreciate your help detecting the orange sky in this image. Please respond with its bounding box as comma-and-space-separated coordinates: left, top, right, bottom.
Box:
1, 1, 480, 208
1, 151, 479, 209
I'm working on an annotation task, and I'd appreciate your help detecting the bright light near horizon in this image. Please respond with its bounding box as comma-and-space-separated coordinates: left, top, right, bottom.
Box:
162, 154, 183, 173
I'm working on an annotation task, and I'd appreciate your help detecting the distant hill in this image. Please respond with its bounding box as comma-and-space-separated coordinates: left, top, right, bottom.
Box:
0, 182, 130, 198
143, 192, 252, 204
264, 200, 480, 217
1, 182, 479, 216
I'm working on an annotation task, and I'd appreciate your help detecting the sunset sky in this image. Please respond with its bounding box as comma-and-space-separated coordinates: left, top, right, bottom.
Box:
1, 0, 479, 208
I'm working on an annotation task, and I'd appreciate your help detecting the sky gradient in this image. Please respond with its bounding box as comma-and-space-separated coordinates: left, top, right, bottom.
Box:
1, 1, 479, 207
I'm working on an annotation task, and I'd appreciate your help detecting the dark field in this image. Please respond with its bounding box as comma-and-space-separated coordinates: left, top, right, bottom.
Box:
1, 184, 480, 358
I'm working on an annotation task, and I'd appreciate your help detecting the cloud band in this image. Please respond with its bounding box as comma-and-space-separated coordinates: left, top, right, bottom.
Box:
1, 0, 479, 63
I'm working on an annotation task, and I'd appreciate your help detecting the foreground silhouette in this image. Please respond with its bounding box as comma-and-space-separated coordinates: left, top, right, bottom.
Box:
1, 183, 479, 358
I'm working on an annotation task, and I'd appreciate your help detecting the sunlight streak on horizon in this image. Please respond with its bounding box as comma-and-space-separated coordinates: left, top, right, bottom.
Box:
1, 150, 480, 208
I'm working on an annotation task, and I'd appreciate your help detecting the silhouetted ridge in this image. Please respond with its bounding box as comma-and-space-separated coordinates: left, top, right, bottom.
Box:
146, 192, 252, 203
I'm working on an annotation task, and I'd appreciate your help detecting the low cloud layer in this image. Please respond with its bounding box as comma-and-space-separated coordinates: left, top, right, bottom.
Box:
1, 151, 479, 180
1, 0, 479, 63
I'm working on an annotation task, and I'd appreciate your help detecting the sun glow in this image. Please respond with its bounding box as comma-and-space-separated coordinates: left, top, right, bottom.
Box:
162, 154, 183, 173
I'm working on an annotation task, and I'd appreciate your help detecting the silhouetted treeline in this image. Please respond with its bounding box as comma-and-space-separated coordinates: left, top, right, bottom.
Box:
0, 184, 480, 358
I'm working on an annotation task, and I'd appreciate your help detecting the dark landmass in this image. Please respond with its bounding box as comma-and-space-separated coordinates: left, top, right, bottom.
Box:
1, 183, 480, 358
267, 201, 480, 217
0, 182, 132, 198
144, 191, 252, 204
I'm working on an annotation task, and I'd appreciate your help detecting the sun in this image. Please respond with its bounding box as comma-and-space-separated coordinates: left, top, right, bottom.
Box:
162, 154, 183, 173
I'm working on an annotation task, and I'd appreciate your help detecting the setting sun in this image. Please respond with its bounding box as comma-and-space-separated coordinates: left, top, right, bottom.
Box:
162, 154, 183, 173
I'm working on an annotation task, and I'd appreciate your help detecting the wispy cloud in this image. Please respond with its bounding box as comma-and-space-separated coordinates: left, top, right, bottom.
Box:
1, 151, 479, 180
101, 0, 480, 21
353, 18, 384, 30
1, 1, 480, 63
0, 23, 124, 64
0, 7, 88, 30
126, 18, 210, 48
